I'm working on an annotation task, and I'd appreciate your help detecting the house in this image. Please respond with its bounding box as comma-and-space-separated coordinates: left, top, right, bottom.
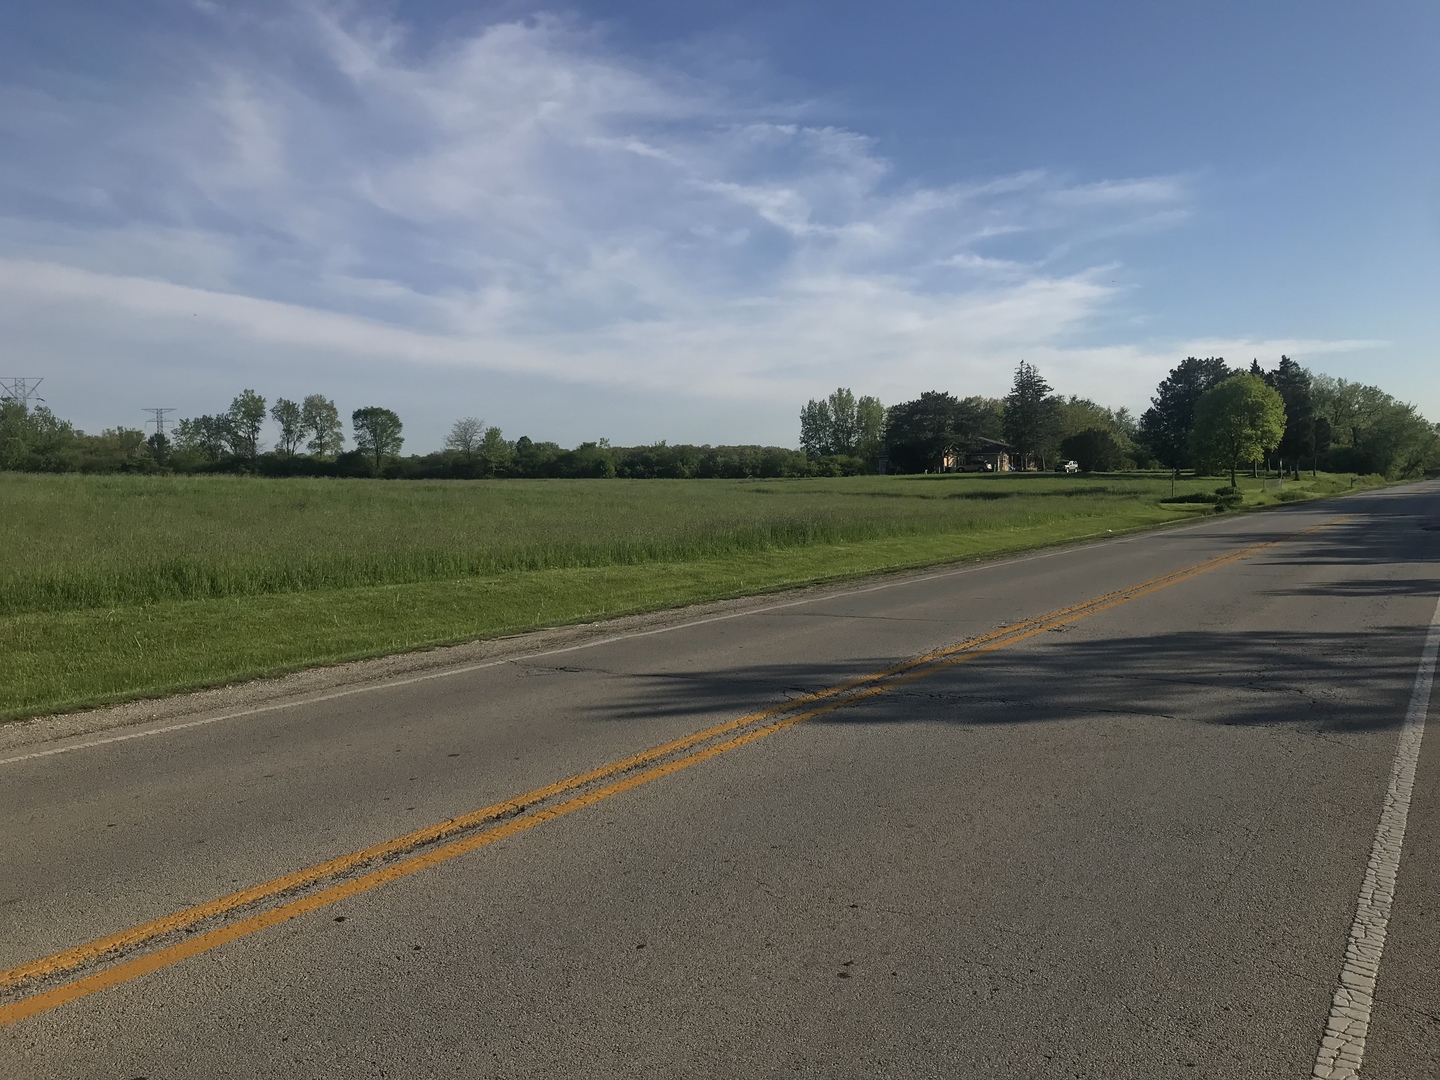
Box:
940, 437, 1014, 473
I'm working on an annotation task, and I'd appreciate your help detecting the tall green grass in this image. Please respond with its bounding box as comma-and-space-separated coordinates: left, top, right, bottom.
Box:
0, 472, 1228, 616
0, 470, 1376, 718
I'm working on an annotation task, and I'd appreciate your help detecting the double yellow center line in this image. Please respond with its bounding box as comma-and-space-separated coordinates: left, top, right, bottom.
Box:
0, 522, 1336, 1026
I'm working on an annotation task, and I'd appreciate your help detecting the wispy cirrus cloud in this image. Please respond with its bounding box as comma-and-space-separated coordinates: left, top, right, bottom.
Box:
0, 2, 1375, 441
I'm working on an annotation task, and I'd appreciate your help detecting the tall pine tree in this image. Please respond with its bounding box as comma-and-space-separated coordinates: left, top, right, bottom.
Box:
1001, 361, 1061, 470
1271, 356, 1318, 470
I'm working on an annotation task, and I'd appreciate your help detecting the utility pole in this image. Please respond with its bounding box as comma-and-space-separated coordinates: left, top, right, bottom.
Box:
0, 377, 44, 408
143, 408, 176, 438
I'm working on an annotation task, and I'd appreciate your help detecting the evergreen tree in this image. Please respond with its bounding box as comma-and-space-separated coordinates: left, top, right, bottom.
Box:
1139, 357, 1234, 469
1001, 361, 1061, 470
1271, 356, 1317, 469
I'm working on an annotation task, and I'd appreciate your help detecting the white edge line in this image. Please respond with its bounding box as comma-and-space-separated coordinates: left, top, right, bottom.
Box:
0, 506, 1331, 768
1311, 593, 1440, 1080
0, 548, 1072, 766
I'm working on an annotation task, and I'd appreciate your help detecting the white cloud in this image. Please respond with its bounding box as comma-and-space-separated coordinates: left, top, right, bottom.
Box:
0, 3, 1380, 441
1045, 177, 1185, 206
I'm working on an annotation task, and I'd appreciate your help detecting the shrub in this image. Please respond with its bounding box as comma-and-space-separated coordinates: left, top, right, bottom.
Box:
1161, 485, 1242, 506
1161, 492, 1220, 504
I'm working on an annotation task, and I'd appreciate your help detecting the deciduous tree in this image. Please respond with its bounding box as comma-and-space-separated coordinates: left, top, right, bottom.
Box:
1190, 374, 1286, 487
882, 391, 961, 473
478, 425, 513, 476
880, 392, 1003, 473
270, 398, 304, 455
174, 414, 233, 462
1310, 375, 1438, 477
352, 407, 404, 471
226, 390, 267, 459
825, 388, 857, 456
444, 417, 485, 461
855, 394, 885, 465
0, 402, 78, 471
798, 397, 831, 459
958, 396, 1005, 442
301, 395, 343, 457
1139, 357, 1233, 469
799, 388, 883, 459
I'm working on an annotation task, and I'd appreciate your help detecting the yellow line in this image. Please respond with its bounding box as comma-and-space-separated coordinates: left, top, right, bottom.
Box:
1, 543, 1248, 991
0, 592, 1093, 991
0, 521, 1339, 1026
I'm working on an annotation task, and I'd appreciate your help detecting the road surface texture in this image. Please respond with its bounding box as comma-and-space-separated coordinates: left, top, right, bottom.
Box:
2, 482, 1438, 1079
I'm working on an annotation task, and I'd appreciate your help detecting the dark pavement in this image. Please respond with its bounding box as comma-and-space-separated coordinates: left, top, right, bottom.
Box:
2, 482, 1438, 1078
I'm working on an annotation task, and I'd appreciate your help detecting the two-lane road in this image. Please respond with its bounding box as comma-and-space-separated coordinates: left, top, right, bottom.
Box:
3, 483, 1438, 1078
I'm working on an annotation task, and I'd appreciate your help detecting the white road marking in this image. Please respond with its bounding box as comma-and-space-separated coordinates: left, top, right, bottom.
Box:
1312, 593, 1440, 1080
0, 542, 1099, 767
0, 507, 1318, 768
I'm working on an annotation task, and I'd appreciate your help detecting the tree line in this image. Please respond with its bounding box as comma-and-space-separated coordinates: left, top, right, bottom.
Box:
800, 357, 1438, 479
1137, 356, 1438, 480
0, 391, 411, 476
2, 359, 1434, 480
803, 362, 1145, 475
0, 391, 828, 479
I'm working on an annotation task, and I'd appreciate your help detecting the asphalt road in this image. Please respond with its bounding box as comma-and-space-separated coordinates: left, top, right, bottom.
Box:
3, 482, 1439, 1079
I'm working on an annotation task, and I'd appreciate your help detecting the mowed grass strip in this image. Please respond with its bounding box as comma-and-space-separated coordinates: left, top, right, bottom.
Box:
0, 471, 1373, 719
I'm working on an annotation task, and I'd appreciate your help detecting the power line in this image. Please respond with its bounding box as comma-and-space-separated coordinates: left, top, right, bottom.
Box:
143, 408, 176, 437
0, 377, 44, 408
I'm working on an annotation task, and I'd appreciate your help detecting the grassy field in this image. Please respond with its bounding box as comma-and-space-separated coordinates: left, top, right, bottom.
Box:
0, 470, 1377, 719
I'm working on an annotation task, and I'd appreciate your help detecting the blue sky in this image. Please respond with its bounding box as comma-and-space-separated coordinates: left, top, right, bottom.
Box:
1, 1, 1435, 450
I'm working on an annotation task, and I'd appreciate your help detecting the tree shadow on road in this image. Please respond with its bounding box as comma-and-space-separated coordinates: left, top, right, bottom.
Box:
1266, 578, 1437, 598
580, 623, 1430, 737
573, 485, 1437, 738
1135, 484, 1437, 568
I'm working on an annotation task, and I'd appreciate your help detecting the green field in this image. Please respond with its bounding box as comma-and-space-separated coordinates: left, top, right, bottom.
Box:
0, 470, 1376, 719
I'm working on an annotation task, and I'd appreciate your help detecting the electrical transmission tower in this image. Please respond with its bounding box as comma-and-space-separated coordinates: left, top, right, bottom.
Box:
0, 377, 44, 408
143, 408, 176, 438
